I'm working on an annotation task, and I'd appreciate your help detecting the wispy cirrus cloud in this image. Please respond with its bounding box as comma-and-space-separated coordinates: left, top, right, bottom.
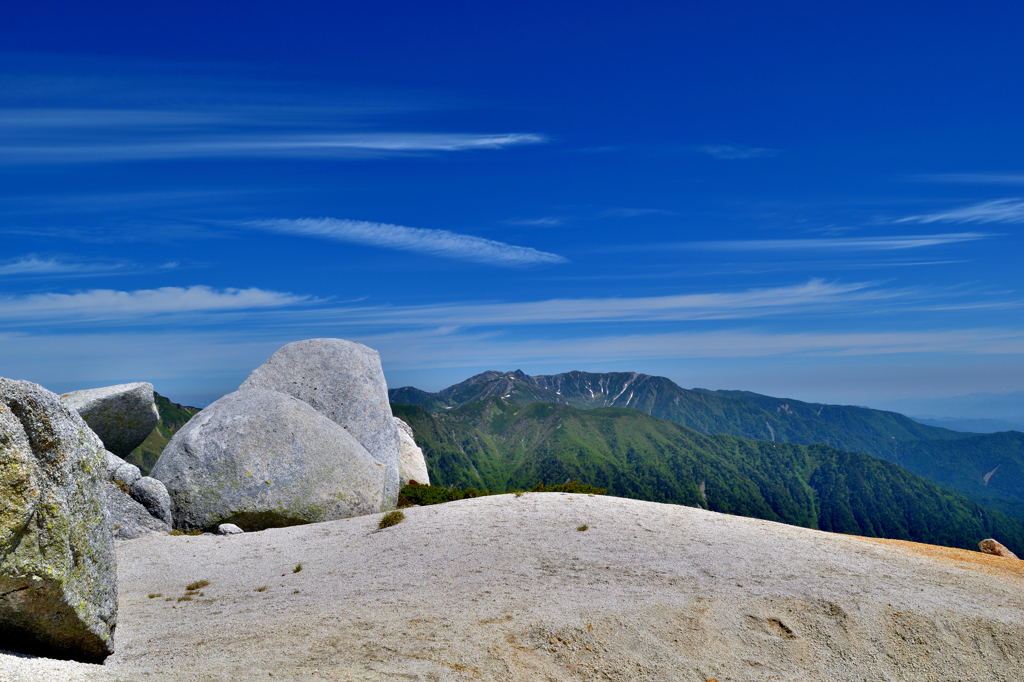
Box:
914, 173, 1024, 185
363, 327, 1024, 368
680, 232, 991, 252
0, 286, 308, 323
0, 131, 546, 164
897, 198, 1024, 224
309, 279, 892, 327
0, 256, 125, 277
699, 144, 776, 160
247, 217, 567, 267
504, 217, 565, 226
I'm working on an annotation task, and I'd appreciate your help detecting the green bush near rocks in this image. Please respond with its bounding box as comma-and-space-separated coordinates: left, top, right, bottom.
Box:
397, 480, 606, 507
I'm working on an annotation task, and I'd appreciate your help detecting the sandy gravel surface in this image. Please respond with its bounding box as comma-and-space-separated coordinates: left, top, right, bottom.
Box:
3, 493, 1023, 681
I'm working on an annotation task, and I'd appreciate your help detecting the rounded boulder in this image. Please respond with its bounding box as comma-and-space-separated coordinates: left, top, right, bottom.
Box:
151, 389, 385, 531
240, 339, 401, 507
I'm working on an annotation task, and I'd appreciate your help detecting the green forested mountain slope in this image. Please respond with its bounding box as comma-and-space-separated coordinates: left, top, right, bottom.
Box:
126, 392, 200, 475
873, 431, 1024, 522
392, 399, 1024, 556
389, 369, 966, 462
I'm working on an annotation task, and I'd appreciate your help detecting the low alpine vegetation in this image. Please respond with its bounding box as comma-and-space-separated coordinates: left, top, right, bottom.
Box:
379, 510, 405, 528
398, 480, 605, 507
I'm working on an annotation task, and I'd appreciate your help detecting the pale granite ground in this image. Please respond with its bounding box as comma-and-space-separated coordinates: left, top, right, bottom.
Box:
2, 493, 1023, 681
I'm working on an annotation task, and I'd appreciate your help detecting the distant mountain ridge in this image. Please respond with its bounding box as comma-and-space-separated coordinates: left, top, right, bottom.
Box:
389, 369, 968, 462
392, 398, 1024, 556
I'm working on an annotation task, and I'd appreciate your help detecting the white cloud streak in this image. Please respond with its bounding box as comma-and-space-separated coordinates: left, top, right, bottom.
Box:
0, 132, 546, 164
248, 217, 567, 267
0, 286, 308, 323
914, 174, 1024, 185
314, 279, 892, 326
699, 144, 776, 160
683, 233, 991, 252
897, 199, 1024, 224
0, 256, 123, 277
363, 328, 1024, 369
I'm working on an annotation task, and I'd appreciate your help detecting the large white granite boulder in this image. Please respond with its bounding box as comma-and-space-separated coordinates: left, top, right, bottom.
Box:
151, 389, 386, 531
62, 382, 159, 458
240, 339, 400, 508
393, 417, 429, 486
0, 378, 117, 663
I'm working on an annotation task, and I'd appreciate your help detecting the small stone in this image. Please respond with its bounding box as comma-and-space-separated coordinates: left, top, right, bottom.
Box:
218, 523, 244, 535
979, 539, 1019, 559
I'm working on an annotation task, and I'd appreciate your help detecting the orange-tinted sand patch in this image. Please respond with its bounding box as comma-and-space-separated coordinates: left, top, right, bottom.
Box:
859, 536, 1024, 582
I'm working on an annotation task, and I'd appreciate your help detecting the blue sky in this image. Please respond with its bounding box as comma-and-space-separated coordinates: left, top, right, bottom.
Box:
1, 2, 1023, 415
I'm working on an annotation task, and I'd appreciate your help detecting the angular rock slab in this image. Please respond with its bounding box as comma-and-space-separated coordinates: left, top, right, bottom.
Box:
394, 417, 429, 486
104, 482, 169, 541
62, 382, 159, 458
0, 378, 117, 663
151, 389, 386, 531
240, 339, 400, 508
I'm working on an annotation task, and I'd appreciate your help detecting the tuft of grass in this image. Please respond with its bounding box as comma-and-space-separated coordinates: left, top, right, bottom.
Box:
513, 490, 524, 497
254, 585, 268, 592
170, 529, 203, 536
292, 563, 303, 573
379, 510, 405, 529
114, 479, 131, 495
148, 593, 161, 599
176, 595, 193, 602
577, 524, 589, 532
185, 579, 210, 591
292, 589, 300, 594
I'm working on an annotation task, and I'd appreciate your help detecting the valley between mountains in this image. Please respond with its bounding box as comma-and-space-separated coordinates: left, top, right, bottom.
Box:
132, 369, 1024, 557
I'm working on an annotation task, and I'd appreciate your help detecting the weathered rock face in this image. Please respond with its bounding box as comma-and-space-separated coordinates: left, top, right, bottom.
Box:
394, 417, 430, 486
0, 378, 117, 663
104, 482, 169, 540
979, 538, 1019, 559
62, 382, 160, 458
101, 450, 172, 529
240, 339, 400, 507
129, 477, 172, 527
151, 389, 386, 531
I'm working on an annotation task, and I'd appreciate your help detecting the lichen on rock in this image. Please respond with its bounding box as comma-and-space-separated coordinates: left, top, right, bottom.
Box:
0, 378, 117, 663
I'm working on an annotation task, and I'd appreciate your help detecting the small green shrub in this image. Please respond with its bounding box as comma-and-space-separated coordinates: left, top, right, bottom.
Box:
379, 510, 405, 528
148, 593, 161, 599
176, 595, 193, 602
531, 480, 607, 495
399, 480, 605, 507
185, 579, 210, 591
292, 563, 303, 573
577, 524, 589, 532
